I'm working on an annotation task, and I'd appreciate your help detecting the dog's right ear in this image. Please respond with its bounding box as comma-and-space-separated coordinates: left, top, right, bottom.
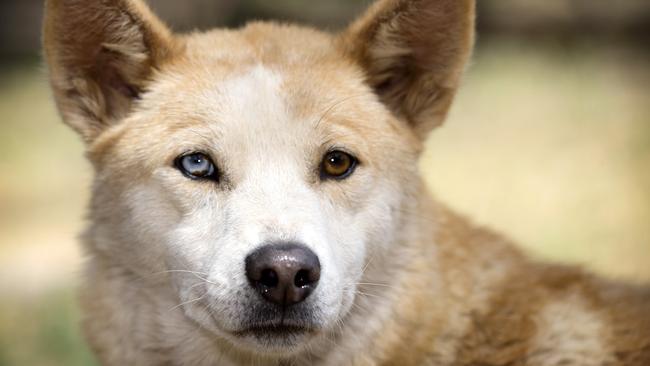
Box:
43, 0, 176, 143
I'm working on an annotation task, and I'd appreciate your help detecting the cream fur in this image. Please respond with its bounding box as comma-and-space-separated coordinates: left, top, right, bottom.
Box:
43, 0, 650, 365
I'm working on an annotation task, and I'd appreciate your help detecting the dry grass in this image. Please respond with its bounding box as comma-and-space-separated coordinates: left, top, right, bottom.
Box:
0, 40, 648, 364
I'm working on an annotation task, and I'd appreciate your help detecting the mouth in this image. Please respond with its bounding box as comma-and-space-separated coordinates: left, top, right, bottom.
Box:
234, 324, 317, 338
230, 322, 320, 351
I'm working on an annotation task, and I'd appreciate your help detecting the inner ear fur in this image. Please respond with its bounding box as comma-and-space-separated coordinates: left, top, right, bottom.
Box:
43, 0, 177, 142
339, 0, 475, 140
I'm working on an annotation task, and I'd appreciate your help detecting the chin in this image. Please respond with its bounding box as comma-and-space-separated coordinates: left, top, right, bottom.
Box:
229, 325, 320, 355
200, 299, 331, 356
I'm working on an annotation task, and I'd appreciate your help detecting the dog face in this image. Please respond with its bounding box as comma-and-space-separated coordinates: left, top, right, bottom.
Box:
44, 0, 474, 355
102, 44, 417, 352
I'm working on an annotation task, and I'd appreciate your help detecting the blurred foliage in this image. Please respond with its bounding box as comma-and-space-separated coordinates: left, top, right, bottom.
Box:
0, 64, 92, 366
0, 291, 96, 366
1, 0, 650, 59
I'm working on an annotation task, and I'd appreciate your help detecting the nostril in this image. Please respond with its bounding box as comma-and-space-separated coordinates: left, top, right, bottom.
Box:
294, 269, 312, 287
245, 242, 321, 306
260, 268, 279, 288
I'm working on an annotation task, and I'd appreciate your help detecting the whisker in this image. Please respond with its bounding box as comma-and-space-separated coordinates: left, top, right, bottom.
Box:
144, 269, 227, 291
169, 291, 208, 312
313, 94, 367, 130
151, 269, 209, 276
186, 281, 209, 292
186, 128, 214, 144
354, 290, 383, 300
359, 255, 375, 278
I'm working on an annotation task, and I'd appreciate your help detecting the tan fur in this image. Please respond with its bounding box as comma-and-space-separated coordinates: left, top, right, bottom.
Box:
339, 0, 475, 138
43, 0, 649, 365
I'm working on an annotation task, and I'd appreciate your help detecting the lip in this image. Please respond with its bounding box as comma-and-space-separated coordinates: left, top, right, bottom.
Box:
233, 324, 317, 338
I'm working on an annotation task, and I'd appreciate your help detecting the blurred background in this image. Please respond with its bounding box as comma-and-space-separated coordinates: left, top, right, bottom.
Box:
1, 1, 649, 364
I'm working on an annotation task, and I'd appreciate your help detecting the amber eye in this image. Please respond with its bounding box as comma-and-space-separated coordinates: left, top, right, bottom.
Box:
321, 150, 357, 180
175, 152, 219, 181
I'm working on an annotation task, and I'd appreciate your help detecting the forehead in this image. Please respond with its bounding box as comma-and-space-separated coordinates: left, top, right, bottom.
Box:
141, 26, 391, 141
162, 23, 368, 104
104, 23, 418, 173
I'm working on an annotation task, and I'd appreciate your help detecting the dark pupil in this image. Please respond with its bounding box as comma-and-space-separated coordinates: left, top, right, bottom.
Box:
329, 153, 346, 167
191, 156, 203, 165
327, 153, 349, 174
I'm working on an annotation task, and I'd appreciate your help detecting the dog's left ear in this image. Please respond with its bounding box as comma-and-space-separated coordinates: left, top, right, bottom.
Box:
339, 0, 475, 140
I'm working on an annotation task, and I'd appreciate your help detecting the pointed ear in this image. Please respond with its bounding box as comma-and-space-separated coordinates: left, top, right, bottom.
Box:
339, 0, 475, 140
43, 0, 177, 143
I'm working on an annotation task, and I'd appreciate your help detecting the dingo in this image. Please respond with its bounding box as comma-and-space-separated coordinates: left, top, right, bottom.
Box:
43, 0, 649, 364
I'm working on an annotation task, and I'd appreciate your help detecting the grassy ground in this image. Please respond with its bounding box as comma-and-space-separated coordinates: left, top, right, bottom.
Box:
0, 291, 95, 366
0, 64, 95, 365
0, 41, 648, 364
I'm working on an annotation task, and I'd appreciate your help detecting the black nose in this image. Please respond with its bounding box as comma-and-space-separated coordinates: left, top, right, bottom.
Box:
245, 243, 321, 306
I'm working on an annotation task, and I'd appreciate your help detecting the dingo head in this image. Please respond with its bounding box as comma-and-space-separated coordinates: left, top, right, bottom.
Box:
44, 0, 474, 355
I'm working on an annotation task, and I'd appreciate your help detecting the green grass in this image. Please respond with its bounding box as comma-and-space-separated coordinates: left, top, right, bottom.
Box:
0, 290, 96, 366
0, 65, 93, 366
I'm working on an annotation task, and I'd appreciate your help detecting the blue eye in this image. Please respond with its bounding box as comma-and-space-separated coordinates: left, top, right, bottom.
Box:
175, 153, 218, 180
